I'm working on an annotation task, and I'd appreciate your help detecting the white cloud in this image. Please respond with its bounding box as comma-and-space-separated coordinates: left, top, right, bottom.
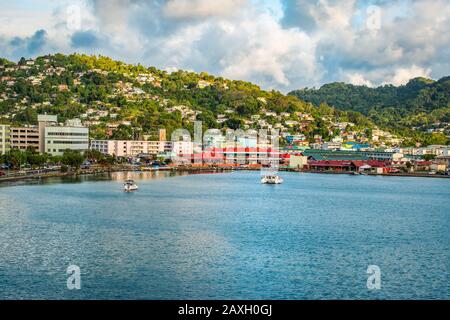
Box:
164, 0, 246, 19
0, 0, 449, 91
384, 65, 431, 86
345, 73, 373, 87
219, 13, 320, 88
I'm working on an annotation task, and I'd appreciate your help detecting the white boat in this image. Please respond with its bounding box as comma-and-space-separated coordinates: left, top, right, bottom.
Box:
124, 180, 139, 192
261, 174, 283, 184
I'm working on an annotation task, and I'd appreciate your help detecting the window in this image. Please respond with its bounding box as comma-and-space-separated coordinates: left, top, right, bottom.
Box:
51, 141, 88, 144
47, 132, 88, 136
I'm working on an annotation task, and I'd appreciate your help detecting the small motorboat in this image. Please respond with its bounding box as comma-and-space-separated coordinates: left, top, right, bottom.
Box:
261, 174, 283, 184
124, 179, 139, 192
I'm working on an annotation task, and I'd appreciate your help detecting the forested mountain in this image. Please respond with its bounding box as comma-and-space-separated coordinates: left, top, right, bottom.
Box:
289, 77, 450, 145
0, 54, 378, 142
0, 53, 448, 146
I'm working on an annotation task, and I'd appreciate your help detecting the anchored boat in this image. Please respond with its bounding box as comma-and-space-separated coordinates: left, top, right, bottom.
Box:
124, 180, 139, 192
261, 174, 283, 184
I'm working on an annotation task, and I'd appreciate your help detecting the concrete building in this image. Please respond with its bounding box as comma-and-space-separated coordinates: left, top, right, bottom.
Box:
289, 155, 308, 169
10, 126, 39, 151
417, 145, 448, 156
91, 140, 173, 157
159, 129, 166, 142
171, 141, 193, 156
322, 142, 342, 151
38, 115, 89, 156
38, 114, 58, 153
0, 124, 10, 155
303, 149, 403, 161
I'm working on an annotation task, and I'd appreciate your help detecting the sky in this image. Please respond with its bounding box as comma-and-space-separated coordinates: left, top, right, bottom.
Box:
0, 0, 449, 92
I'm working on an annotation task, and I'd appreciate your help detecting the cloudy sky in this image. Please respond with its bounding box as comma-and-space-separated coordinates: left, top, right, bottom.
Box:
0, 0, 449, 91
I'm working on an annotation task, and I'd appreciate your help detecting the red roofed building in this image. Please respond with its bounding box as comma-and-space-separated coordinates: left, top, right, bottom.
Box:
307, 160, 389, 173
352, 160, 389, 173
307, 160, 356, 172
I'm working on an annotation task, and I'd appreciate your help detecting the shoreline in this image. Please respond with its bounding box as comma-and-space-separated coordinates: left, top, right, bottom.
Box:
1, 165, 449, 186
286, 169, 450, 179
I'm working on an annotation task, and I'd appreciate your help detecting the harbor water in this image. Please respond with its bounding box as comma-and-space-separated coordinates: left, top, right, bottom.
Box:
0, 171, 449, 299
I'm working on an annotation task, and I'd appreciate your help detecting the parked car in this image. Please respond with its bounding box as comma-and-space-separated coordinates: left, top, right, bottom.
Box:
0, 171, 5, 177
80, 162, 91, 169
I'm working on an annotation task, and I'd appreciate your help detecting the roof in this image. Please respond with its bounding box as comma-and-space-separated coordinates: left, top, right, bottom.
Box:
302, 149, 370, 161
305, 154, 369, 161
308, 160, 354, 167
308, 160, 388, 168
416, 161, 432, 165
352, 160, 387, 168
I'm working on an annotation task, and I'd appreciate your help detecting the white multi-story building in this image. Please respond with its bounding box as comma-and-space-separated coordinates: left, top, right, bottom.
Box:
417, 145, 448, 156
0, 124, 11, 155
38, 115, 89, 156
170, 141, 193, 156
91, 140, 174, 157
322, 141, 342, 151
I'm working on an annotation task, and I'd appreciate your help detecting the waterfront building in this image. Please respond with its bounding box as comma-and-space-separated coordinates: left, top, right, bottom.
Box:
190, 147, 280, 166
302, 149, 410, 161
91, 140, 173, 157
303, 149, 369, 161
38, 115, 89, 156
38, 114, 58, 153
436, 154, 450, 169
0, 124, 10, 155
90, 140, 115, 155
172, 141, 194, 156
288, 155, 308, 169
10, 126, 39, 151
430, 161, 447, 172
308, 160, 356, 172
307, 160, 387, 173
203, 131, 227, 149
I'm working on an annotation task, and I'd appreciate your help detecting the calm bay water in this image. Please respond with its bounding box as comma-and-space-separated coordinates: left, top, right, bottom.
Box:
0, 171, 449, 299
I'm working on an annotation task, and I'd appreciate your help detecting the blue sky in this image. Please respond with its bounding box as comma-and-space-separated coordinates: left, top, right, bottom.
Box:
1, 0, 449, 92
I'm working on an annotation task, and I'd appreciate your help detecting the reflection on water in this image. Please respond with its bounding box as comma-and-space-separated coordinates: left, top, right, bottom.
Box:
0, 171, 449, 299
0, 170, 192, 188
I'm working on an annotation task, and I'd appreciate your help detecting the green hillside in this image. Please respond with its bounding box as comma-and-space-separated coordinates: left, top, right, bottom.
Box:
0, 53, 380, 142
1, 53, 447, 146
289, 77, 450, 145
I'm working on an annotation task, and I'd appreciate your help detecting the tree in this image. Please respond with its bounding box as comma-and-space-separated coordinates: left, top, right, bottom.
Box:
62, 150, 85, 169
225, 117, 243, 130
112, 124, 133, 140
4, 149, 27, 169
84, 149, 104, 162
26, 150, 49, 168
50, 155, 63, 164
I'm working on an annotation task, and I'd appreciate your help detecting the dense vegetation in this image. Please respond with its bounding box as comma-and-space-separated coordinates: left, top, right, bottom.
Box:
289, 77, 450, 145
0, 53, 382, 142
0, 148, 115, 170
1, 53, 448, 146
